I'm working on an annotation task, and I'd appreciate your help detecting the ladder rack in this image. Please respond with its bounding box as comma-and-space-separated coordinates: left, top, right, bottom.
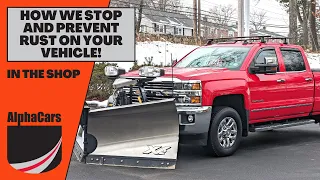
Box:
206, 36, 290, 45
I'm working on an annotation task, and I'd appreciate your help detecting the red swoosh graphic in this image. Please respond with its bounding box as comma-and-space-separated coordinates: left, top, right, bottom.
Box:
17, 139, 62, 172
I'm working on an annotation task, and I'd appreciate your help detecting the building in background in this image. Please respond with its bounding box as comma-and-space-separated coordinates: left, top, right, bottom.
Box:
138, 8, 240, 39
139, 9, 194, 36
138, 10, 285, 42
250, 26, 286, 42
250, 26, 286, 37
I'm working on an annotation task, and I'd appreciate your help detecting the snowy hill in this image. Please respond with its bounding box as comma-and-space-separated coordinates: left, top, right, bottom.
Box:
116, 41, 198, 71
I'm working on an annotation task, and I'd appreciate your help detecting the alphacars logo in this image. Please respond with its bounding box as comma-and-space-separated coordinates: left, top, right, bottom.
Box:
7, 112, 62, 174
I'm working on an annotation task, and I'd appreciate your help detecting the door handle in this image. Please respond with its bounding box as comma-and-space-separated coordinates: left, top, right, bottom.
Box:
277, 79, 285, 83
305, 78, 313, 81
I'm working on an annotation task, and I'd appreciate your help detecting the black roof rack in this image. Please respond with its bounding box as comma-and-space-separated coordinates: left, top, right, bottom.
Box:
206, 35, 272, 45
265, 37, 291, 44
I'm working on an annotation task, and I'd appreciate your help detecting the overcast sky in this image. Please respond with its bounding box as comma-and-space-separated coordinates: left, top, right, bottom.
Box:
181, 0, 289, 36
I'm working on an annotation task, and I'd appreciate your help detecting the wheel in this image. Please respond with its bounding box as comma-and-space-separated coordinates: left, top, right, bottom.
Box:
205, 106, 243, 157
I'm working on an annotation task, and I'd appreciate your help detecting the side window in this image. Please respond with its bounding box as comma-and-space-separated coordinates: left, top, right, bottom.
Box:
280, 49, 306, 71
250, 49, 279, 71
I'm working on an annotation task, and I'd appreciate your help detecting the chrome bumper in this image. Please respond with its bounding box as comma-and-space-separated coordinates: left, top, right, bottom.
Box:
177, 106, 212, 135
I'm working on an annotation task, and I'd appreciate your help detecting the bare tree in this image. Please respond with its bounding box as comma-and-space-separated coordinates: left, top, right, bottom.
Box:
167, 0, 183, 12
250, 10, 268, 31
210, 4, 236, 27
109, 0, 132, 7
149, 0, 182, 11
158, 0, 167, 10
289, 0, 298, 44
252, 0, 261, 6
309, 0, 319, 51
193, 0, 197, 38
136, 0, 144, 33
277, 0, 311, 47
300, 0, 311, 47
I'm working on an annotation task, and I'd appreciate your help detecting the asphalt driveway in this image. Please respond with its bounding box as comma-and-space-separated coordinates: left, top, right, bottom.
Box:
67, 124, 320, 180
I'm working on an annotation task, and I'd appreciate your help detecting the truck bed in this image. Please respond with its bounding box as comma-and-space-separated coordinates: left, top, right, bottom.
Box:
311, 68, 320, 114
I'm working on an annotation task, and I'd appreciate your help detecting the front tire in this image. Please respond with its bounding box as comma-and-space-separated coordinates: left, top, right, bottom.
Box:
205, 106, 242, 157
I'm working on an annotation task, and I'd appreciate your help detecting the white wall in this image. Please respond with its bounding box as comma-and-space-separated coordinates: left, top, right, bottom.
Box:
165, 25, 175, 35
139, 14, 194, 37
140, 16, 155, 34
184, 28, 193, 36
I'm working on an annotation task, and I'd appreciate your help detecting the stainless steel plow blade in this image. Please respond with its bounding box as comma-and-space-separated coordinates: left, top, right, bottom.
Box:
73, 99, 179, 169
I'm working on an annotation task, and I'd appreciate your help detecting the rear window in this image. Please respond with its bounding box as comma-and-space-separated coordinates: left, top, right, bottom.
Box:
174, 46, 251, 70
280, 49, 306, 72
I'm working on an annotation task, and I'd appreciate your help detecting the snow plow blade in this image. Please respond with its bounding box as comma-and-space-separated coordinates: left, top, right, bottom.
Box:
73, 99, 179, 169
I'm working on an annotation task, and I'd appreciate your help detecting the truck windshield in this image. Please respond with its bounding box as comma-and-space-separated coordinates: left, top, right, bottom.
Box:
174, 46, 251, 70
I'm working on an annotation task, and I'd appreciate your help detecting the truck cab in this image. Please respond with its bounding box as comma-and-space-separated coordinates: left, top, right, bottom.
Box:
105, 36, 320, 157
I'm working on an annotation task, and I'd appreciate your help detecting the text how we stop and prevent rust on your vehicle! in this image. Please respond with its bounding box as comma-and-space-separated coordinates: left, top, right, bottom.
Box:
7, 8, 135, 62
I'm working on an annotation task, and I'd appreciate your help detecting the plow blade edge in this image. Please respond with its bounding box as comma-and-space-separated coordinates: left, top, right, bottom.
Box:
73, 99, 179, 169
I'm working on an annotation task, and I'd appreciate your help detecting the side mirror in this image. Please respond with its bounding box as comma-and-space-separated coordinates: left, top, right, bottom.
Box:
250, 57, 278, 74
104, 66, 126, 79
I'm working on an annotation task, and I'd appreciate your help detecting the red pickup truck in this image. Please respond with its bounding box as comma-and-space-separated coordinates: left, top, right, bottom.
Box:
112, 36, 320, 157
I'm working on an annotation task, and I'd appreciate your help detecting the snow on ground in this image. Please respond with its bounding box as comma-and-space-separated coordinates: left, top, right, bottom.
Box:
86, 100, 109, 107
306, 53, 320, 69
116, 41, 199, 71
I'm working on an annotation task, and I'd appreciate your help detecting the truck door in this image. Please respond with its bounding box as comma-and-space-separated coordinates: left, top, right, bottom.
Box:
278, 47, 314, 116
247, 47, 288, 122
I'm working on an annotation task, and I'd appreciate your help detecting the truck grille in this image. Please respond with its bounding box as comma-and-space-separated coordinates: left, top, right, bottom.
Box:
122, 81, 175, 102
144, 81, 174, 91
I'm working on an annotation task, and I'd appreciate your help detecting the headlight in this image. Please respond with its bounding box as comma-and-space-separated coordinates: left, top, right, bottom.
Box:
174, 82, 201, 90
139, 66, 165, 77
104, 66, 126, 77
190, 96, 201, 104
173, 80, 202, 105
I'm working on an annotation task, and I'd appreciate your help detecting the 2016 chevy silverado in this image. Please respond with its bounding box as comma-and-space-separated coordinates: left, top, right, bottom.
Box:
108, 36, 320, 157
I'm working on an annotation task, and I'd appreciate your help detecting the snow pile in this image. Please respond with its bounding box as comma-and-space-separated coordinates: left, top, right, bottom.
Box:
306, 53, 320, 69
86, 100, 109, 108
116, 41, 199, 71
